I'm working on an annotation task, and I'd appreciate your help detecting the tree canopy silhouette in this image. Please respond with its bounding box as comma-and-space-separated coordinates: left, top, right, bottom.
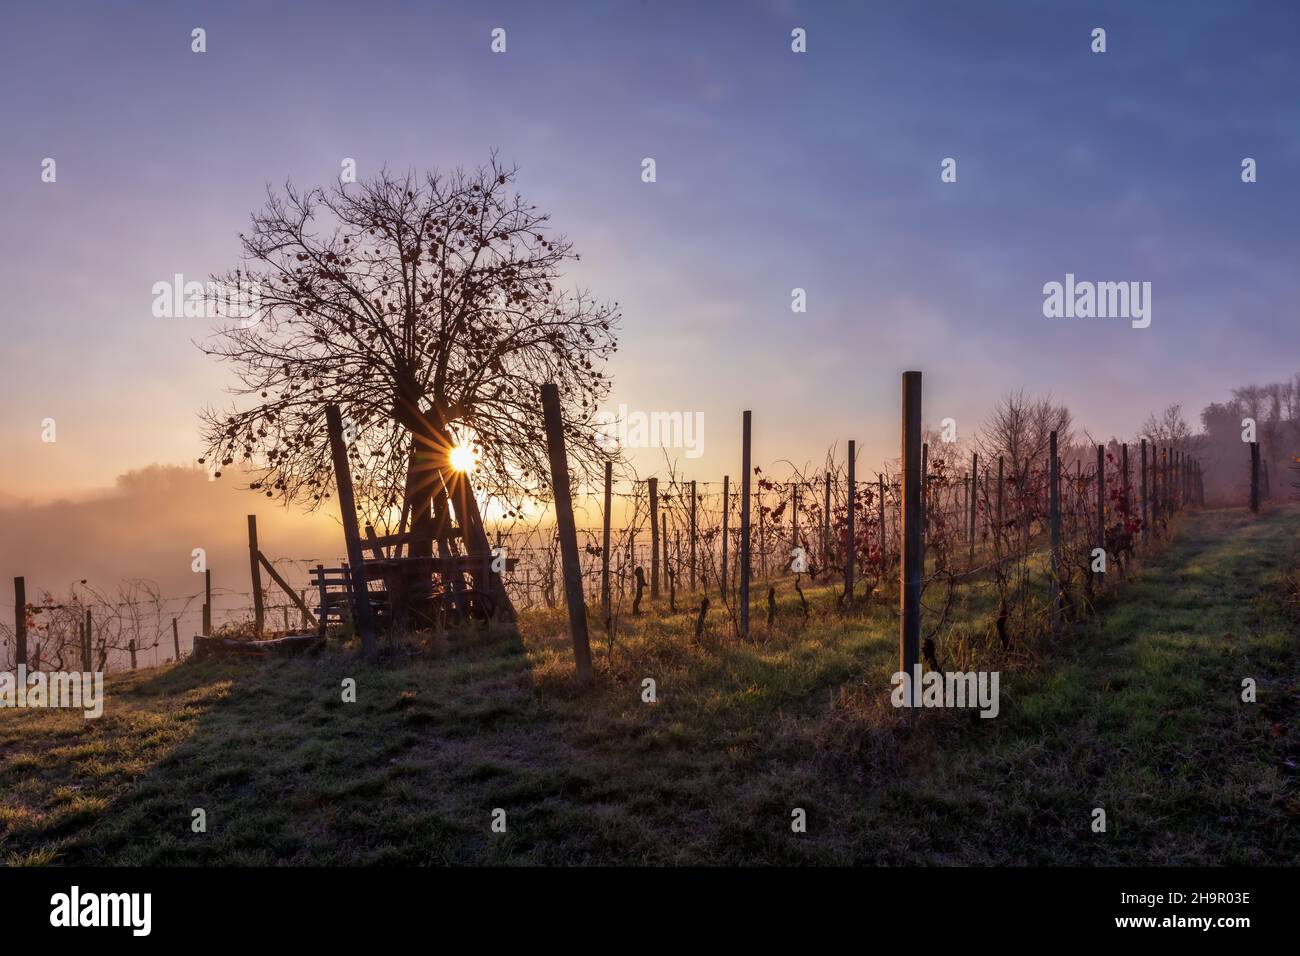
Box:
197, 157, 621, 538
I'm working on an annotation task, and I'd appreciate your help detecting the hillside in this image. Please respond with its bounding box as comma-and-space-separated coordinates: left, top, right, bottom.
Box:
2, 506, 1296, 865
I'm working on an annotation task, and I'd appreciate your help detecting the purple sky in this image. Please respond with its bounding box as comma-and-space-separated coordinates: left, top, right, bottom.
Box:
2, 0, 1298, 501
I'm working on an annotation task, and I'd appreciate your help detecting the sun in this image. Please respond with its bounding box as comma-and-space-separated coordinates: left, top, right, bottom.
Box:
448, 443, 478, 474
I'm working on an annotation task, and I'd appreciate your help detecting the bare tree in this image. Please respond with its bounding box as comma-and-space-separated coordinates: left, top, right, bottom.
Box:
1140, 403, 1198, 454
197, 158, 621, 622
978, 390, 1073, 481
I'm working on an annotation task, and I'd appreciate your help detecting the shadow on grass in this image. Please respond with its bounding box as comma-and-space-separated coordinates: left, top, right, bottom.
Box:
14, 621, 625, 865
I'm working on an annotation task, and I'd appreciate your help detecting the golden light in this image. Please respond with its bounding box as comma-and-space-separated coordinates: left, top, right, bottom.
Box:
449, 443, 478, 474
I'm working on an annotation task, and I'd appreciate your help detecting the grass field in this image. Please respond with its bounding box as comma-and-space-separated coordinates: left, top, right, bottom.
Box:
2, 505, 1297, 866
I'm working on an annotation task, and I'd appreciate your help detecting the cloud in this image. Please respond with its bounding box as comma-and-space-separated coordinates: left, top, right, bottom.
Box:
0, 465, 342, 635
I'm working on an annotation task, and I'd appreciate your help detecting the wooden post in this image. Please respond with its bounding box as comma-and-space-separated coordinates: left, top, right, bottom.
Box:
1166, 448, 1173, 519
129, 639, 137, 670
1250, 441, 1260, 513
1140, 439, 1149, 545
601, 461, 612, 620
648, 477, 660, 599
1096, 444, 1106, 570
541, 383, 593, 683
1152, 448, 1161, 537
740, 411, 752, 639
877, 473, 886, 569
1170, 448, 1177, 511
172, 617, 180, 662
13, 577, 26, 667
921, 442, 929, 558
995, 455, 1004, 546
690, 479, 698, 591
662, 511, 670, 596
1049, 431, 1061, 637
961, 472, 969, 541
1176, 450, 1183, 510
969, 453, 978, 557
203, 568, 212, 636
721, 475, 730, 600
786, 481, 795, 569
900, 372, 922, 703
315, 564, 328, 638
1121, 443, 1130, 521
247, 515, 264, 639
822, 472, 831, 576
325, 403, 377, 659
82, 608, 92, 671
1169, 450, 1177, 511
845, 440, 856, 604
920, 442, 930, 538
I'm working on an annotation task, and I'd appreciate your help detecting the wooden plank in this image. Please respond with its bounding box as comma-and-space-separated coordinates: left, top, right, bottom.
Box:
194, 633, 324, 659
325, 403, 377, 658
363, 527, 461, 552
258, 551, 319, 627
540, 382, 593, 683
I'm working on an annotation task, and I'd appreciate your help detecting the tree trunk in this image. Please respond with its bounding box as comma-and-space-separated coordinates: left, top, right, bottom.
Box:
394, 392, 517, 624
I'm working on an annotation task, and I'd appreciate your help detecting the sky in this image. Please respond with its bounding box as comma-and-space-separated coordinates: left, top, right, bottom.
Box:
2, 0, 1299, 507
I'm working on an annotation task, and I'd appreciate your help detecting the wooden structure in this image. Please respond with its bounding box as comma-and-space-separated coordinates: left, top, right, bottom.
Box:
306, 402, 521, 646
194, 632, 324, 659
